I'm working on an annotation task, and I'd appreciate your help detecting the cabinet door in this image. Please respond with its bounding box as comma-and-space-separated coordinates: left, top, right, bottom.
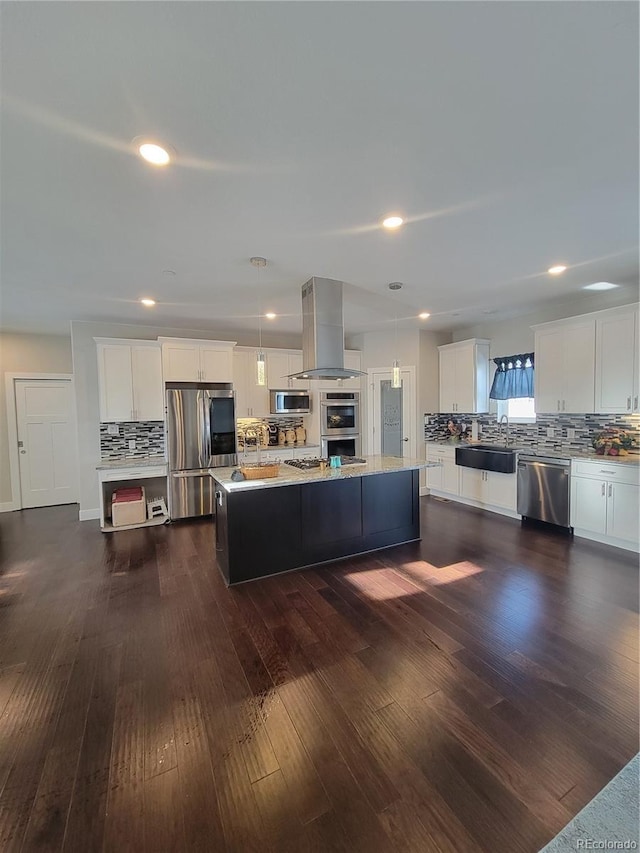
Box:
459, 467, 484, 502
535, 328, 564, 413
131, 346, 164, 421
595, 312, 636, 413
571, 476, 607, 534
232, 351, 252, 418
439, 349, 457, 412
563, 322, 595, 413
200, 346, 233, 382
426, 452, 443, 490
267, 352, 291, 389
342, 351, 362, 390
248, 381, 271, 417
442, 459, 460, 495
98, 345, 134, 422
607, 482, 639, 544
454, 345, 475, 413
289, 352, 308, 389
162, 342, 200, 382
486, 471, 517, 511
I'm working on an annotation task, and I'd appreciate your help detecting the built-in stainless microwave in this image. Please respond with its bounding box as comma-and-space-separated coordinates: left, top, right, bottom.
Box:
270, 390, 312, 415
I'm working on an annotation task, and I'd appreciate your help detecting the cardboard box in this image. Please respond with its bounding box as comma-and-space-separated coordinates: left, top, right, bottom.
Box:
112, 486, 146, 527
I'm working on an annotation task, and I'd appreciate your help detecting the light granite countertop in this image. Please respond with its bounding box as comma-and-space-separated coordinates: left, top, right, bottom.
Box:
96, 456, 167, 471
425, 439, 640, 466
210, 455, 434, 493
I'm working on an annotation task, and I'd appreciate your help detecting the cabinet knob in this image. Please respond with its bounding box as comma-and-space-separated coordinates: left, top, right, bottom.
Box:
601, 482, 606, 496
635, 396, 639, 411
627, 397, 632, 410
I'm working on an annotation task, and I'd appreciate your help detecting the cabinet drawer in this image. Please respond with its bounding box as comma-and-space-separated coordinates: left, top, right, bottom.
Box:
572, 460, 639, 486
426, 444, 455, 461
100, 465, 167, 482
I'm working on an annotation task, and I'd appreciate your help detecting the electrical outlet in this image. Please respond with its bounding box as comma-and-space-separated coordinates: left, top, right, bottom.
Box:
567, 428, 576, 441
107, 423, 119, 436
546, 427, 554, 438
128, 439, 136, 451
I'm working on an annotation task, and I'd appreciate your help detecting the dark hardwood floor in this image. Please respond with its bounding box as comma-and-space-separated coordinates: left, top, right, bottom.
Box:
0, 497, 638, 852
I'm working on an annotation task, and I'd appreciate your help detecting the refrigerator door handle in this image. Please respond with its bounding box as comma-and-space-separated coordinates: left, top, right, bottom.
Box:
203, 390, 212, 466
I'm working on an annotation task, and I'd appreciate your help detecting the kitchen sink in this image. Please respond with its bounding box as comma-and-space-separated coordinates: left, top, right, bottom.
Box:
455, 444, 517, 474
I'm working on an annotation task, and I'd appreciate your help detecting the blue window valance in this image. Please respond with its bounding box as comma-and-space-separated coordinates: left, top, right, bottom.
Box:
489, 352, 534, 400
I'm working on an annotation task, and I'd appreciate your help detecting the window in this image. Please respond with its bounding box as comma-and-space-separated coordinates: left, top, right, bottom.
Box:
496, 397, 536, 423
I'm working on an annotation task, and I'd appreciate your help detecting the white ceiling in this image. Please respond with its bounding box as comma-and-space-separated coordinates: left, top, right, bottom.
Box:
1, 2, 638, 337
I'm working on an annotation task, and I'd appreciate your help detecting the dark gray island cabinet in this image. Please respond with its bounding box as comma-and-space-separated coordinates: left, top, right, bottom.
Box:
210, 456, 426, 585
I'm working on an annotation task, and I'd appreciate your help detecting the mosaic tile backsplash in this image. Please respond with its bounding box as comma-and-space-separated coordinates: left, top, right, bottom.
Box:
424, 412, 640, 453
100, 421, 165, 460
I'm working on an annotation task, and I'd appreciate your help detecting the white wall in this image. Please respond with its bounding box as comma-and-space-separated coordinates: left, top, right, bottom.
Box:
0, 333, 73, 506
348, 328, 450, 469
72, 320, 302, 516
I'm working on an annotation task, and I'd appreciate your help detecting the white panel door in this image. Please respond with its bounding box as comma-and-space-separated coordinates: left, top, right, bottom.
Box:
131, 346, 164, 420
607, 482, 640, 545
162, 342, 201, 381
200, 346, 233, 382
571, 476, 607, 534
369, 367, 416, 460
98, 344, 134, 422
563, 322, 595, 413
15, 380, 78, 508
595, 312, 636, 413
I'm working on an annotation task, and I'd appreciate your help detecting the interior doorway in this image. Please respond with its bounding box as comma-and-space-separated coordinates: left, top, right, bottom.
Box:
366, 366, 417, 459
13, 378, 78, 508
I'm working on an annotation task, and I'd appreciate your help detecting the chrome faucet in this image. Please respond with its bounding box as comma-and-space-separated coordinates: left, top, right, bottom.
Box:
499, 414, 510, 446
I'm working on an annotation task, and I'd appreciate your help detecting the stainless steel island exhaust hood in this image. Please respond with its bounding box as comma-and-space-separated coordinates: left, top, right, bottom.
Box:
289, 277, 366, 381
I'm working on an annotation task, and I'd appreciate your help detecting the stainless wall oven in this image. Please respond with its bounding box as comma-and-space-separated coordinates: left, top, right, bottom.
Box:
320, 391, 360, 437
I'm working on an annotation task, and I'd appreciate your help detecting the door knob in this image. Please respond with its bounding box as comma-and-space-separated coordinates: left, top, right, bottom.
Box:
403, 438, 409, 442
20, 450, 26, 454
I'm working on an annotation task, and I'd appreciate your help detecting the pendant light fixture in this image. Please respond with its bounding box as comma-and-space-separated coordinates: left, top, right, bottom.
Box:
389, 282, 402, 388
250, 256, 267, 386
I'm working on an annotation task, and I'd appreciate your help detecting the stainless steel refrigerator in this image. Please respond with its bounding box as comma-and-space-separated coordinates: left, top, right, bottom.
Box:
166, 382, 237, 519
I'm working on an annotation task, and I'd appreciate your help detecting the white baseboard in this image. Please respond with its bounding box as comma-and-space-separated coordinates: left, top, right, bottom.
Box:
0, 501, 18, 513
419, 486, 430, 496
79, 508, 101, 522
574, 528, 639, 554
426, 489, 519, 520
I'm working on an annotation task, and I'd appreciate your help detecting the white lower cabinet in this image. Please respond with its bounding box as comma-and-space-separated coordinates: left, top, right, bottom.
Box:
426, 446, 459, 496
425, 444, 517, 517
459, 467, 517, 512
571, 460, 639, 551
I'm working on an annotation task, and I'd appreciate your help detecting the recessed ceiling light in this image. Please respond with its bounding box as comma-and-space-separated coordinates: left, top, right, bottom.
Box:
140, 298, 156, 307
548, 264, 567, 275
265, 312, 277, 319
382, 216, 404, 229
137, 142, 171, 166
162, 269, 176, 276
418, 312, 431, 319
583, 281, 620, 291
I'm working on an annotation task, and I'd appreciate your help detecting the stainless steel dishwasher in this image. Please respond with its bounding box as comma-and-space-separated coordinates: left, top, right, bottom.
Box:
517, 454, 572, 528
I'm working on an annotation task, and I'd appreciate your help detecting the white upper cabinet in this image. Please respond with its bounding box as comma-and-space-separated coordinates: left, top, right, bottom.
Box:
232, 349, 270, 418
266, 350, 310, 390
160, 338, 235, 383
438, 339, 490, 414
96, 339, 163, 422
533, 318, 595, 413
342, 350, 363, 390
595, 307, 639, 413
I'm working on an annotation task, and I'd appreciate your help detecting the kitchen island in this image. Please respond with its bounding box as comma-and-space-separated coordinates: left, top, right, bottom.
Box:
210, 456, 429, 584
